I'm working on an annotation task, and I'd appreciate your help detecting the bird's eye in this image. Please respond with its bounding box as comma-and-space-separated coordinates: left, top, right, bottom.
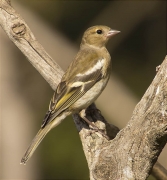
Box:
96, 29, 102, 34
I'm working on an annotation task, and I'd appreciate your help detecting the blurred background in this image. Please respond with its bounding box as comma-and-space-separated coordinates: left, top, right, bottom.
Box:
0, 0, 166, 179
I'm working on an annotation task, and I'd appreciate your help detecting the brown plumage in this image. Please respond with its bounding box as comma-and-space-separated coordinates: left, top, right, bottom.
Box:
21, 25, 120, 164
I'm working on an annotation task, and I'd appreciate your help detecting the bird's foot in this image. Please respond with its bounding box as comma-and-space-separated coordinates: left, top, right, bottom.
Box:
80, 109, 109, 140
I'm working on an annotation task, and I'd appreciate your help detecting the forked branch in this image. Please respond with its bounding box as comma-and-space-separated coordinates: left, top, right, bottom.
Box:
0, 0, 167, 179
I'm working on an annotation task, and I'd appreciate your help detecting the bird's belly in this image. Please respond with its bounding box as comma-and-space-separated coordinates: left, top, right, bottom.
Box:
70, 78, 108, 112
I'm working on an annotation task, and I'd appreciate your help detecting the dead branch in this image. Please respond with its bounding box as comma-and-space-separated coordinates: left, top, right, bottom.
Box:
0, 0, 167, 179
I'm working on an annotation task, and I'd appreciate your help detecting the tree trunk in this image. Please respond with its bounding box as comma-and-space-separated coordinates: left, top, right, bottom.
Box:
0, 0, 167, 179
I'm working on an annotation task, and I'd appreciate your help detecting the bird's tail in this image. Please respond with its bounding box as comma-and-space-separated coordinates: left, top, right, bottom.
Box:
20, 124, 52, 165
20, 113, 67, 165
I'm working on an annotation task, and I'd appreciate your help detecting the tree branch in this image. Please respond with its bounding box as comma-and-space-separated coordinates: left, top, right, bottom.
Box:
0, 0, 167, 179
0, 0, 63, 90
152, 161, 167, 180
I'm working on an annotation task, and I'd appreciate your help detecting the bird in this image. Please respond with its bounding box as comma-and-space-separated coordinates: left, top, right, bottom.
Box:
20, 25, 120, 164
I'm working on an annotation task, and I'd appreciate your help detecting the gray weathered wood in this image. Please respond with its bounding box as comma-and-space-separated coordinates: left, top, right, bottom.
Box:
0, 0, 167, 179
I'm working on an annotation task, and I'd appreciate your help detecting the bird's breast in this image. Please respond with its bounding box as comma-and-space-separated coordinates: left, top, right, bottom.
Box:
69, 76, 109, 113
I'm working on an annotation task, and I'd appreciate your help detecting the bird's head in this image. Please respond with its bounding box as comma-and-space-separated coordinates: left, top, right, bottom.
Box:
81, 25, 120, 48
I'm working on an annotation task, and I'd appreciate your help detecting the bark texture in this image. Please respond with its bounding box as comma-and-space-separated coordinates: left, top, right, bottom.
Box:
74, 59, 167, 179
0, 0, 167, 179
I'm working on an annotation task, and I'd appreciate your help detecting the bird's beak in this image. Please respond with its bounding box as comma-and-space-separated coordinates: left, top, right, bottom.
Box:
107, 29, 120, 38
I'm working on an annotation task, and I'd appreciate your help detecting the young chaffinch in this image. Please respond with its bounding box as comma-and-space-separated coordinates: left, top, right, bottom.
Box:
21, 25, 120, 164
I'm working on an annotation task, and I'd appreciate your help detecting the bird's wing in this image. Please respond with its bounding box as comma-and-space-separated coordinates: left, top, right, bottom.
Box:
41, 49, 105, 128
